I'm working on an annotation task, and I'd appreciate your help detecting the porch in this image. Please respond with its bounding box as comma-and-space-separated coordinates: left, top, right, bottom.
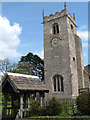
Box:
2, 72, 49, 119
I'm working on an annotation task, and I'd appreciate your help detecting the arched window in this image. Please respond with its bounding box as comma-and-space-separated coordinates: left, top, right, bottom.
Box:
53, 75, 64, 92
53, 23, 59, 34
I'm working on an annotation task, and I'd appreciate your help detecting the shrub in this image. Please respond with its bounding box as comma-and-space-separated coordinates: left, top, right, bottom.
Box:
29, 100, 40, 116
46, 97, 62, 116
38, 106, 47, 116
29, 97, 62, 116
76, 91, 90, 115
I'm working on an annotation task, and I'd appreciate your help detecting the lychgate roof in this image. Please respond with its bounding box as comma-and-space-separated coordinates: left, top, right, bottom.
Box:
2, 72, 49, 93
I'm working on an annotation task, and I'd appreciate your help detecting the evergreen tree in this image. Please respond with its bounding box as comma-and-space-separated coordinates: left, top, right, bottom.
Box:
18, 52, 44, 81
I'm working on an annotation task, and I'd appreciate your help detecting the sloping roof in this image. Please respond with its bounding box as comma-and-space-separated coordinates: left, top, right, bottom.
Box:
7, 72, 39, 79
2, 72, 49, 93
84, 65, 90, 75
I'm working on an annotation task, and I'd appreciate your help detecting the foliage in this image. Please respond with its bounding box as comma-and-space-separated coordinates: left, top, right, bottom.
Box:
38, 106, 47, 116
28, 115, 90, 119
76, 92, 90, 115
18, 52, 44, 81
29, 97, 62, 116
27, 98, 80, 117
61, 99, 77, 116
1, 73, 7, 81
29, 100, 40, 116
9, 68, 28, 75
4, 52, 44, 81
0, 58, 17, 73
62, 99, 69, 115
46, 97, 62, 116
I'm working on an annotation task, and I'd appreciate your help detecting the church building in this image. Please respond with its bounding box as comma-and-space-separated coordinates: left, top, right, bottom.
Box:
1, 3, 90, 119
43, 3, 87, 100
2, 3, 90, 119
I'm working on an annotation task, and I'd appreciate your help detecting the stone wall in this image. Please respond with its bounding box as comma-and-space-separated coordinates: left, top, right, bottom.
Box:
44, 9, 80, 100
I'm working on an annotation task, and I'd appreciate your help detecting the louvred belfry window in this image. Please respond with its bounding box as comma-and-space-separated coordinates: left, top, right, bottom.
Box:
53, 23, 59, 34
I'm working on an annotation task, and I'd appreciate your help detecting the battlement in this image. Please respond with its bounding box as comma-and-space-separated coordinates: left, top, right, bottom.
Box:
43, 3, 76, 26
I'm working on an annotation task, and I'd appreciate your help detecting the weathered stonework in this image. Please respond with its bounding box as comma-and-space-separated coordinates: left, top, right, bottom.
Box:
43, 4, 85, 100
84, 66, 90, 89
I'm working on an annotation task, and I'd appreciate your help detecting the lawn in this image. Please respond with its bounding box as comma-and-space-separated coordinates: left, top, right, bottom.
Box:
24, 115, 90, 120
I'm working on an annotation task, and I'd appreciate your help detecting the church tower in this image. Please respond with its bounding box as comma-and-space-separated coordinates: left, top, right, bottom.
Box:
43, 3, 85, 100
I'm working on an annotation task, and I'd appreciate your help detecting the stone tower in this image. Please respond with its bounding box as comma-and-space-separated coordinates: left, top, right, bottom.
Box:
43, 3, 85, 100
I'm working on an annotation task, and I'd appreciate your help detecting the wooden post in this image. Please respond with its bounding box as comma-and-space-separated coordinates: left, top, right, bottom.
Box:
35, 92, 37, 101
40, 96, 43, 106
20, 94, 23, 118
11, 93, 14, 116
28, 95, 30, 108
4, 93, 7, 117
40, 93, 43, 106
24, 94, 26, 108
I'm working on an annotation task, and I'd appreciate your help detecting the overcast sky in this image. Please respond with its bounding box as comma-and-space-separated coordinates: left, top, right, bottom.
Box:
1, 2, 88, 65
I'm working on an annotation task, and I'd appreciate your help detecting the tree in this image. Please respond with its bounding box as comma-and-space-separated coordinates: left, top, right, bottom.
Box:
17, 61, 34, 75
18, 52, 44, 81
0, 58, 18, 75
0, 52, 44, 81
0, 58, 17, 73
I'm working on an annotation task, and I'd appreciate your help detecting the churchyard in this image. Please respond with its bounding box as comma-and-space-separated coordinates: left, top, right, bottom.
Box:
0, 92, 90, 120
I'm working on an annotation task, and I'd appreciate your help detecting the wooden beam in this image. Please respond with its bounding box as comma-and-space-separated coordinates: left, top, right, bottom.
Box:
20, 94, 24, 118
4, 93, 7, 117
28, 95, 30, 108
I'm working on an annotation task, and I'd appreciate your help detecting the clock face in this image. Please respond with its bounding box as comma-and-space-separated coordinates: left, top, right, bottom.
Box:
52, 38, 59, 46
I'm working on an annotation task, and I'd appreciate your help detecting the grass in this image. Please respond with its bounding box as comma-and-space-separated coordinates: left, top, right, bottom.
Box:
25, 105, 90, 119
26, 111, 90, 119
25, 108, 90, 119
27, 115, 90, 119
1, 95, 90, 119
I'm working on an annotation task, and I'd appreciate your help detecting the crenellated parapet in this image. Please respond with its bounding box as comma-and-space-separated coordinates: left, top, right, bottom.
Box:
43, 2, 76, 26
